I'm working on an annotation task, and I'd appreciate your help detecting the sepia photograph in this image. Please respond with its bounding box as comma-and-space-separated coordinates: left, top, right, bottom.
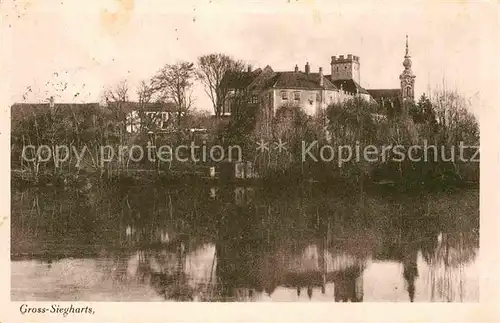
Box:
1, 0, 499, 321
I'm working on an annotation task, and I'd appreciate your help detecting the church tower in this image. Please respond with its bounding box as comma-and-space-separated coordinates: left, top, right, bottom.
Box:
400, 35, 416, 101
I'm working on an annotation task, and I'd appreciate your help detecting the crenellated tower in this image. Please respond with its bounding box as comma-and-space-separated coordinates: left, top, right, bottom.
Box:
330, 54, 360, 84
400, 35, 416, 101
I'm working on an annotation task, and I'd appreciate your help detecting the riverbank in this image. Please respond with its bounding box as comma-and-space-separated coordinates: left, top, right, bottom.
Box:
11, 167, 478, 195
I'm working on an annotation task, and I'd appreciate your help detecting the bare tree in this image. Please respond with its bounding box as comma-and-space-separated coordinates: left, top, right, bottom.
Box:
103, 79, 129, 103
432, 89, 479, 145
100, 80, 131, 173
102, 80, 130, 129
137, 80, 154, 107
196, 53, 246, 118
135, 79, 169, 133
151, 62, 195, 126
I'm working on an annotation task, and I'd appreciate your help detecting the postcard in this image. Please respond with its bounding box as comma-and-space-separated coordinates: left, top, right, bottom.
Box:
1, 0, 499, 322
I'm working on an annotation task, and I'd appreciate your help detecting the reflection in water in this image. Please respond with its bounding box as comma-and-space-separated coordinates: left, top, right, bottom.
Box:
11, 185, 479, 302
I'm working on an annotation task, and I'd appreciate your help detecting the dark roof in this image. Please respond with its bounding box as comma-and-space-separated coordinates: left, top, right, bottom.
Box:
11, 102, 101, 117
108, 101, 177, 112
248, 72, 279, 93
220, 70, 262, 90
367, 89, 401, 100
366, 89, 402, 113
328, 78, 369, 95
11, 102, 100, 109
223, 67, 338, 92
11, 101, 177, 114
144, 102, 177, 111
272, 72, 337, 90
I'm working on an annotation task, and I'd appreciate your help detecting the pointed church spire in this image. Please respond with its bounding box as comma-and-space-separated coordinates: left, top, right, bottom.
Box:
402, 35, 412, 69
405, 34, 409, 57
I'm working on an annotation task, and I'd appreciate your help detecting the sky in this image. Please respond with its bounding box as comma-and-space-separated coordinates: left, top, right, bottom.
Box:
2, 0, 498, 116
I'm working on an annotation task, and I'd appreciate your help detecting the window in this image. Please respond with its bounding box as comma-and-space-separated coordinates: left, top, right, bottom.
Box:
316, 93, 321, 102
404, 86, 411, 98
281, 91, 288, 100
160, 112, 169, 129
248, 95, 258, 104
144, 111, 162, 130
126, 111, 140, 133
228, 102, 234, 115
144, 111, 155, 128
293, 92, 300, 101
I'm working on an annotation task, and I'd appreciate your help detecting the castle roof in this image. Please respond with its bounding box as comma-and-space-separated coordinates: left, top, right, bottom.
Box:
366, 89, 401, 101
366, 89, 402, 115
272, 71, 337, 91
246, 66, 278, 92
224, 68, 338, 92
328, 78, 370, 95
220, 69, 264, 90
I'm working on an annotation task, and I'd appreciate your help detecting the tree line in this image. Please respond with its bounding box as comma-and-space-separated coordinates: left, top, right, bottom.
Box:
102, 53, 246, 121
11, 53, 247, 185
222, 89, 479, 190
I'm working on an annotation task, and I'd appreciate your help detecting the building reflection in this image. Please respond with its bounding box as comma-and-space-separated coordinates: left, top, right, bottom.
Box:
121, 198, 371, 302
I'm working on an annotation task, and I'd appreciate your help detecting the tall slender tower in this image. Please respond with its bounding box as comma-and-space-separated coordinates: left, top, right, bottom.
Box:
400, 35, 416, 101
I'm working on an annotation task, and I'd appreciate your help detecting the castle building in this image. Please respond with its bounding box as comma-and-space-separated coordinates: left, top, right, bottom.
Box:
222, 36, 415, 119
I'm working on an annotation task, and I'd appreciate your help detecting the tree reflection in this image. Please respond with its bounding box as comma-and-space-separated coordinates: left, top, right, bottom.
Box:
11, 186, 479, 302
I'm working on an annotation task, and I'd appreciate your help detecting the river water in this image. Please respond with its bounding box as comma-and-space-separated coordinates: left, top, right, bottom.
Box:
11, 185, 479, 302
